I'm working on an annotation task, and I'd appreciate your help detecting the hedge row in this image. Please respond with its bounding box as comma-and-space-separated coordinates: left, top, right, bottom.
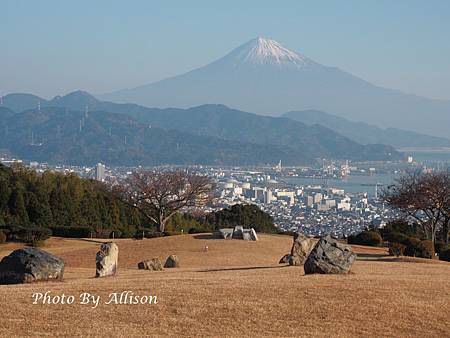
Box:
387, 232, 435, 258
439, 246, 450, 262
347, 231, 382, 246
49, 226, 94, 238
0, 225, 51, 245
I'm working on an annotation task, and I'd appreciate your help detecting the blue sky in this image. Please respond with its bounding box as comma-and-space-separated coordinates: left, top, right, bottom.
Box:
2, 0, 450, 99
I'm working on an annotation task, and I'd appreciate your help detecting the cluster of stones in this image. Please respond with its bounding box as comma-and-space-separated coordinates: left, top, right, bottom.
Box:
137, 258, 163, 271
0, 239, 184, 285
137, 254, 180, 271
214, 226, 258, 241
280, 234, 356, 274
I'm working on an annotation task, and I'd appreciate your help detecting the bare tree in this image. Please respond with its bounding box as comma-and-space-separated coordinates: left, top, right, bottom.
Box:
382, 170, 450, 244
119, 170, 213, 232
439, 173, 450, 244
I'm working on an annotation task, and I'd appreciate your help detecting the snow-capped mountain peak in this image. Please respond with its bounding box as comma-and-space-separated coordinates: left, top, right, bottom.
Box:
224, 37, 313, 68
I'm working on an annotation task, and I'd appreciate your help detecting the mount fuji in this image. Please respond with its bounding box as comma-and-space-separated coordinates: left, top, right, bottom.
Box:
101, 37, 450, 138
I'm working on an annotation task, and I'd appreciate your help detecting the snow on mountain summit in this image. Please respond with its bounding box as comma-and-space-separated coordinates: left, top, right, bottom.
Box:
223, 37, 313, 68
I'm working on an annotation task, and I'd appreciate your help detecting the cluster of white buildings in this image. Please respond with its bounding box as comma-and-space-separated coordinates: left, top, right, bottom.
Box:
215, 175, 396, 238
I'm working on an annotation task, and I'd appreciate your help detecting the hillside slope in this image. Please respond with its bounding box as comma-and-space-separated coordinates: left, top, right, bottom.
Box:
283, 110, 450, 147
0, 235, 448, 337
0, 107, 301, 165
1, 91, 401, 163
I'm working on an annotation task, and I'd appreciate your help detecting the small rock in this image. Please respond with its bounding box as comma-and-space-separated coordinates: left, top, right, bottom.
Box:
0, 247, 65, 284
164, 255, 179, 268
279, 254, 291, 264
96, 242, 119, 278
138, 258, 163, 271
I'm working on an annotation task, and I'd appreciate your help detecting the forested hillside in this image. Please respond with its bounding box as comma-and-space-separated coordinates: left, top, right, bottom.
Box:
0, 164, 142, 232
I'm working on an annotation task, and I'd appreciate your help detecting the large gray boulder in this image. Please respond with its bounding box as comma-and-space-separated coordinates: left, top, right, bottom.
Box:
0, 247, 65, 284
96, 242, 119, 278
289, 233, 315, 266
164, 255, 179, 268
138, 258, 163, 271
304, 236, 356, 274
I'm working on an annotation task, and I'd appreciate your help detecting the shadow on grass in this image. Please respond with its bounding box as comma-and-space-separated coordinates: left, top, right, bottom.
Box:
356, 253, 390, 261
198, 265, 290, 273
77, 238, 109, 244
192, 234, 216, 240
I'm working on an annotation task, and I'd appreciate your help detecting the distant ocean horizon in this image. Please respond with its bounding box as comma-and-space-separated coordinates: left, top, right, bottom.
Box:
404, 149, 450, 163
285, 149, 450, 196
285, 173, 397, 197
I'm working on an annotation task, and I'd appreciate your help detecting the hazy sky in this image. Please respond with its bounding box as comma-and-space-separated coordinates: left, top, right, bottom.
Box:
2, 0, 450, 100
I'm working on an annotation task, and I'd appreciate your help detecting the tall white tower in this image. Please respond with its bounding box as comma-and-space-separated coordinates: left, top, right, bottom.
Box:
95, 163, 106, 181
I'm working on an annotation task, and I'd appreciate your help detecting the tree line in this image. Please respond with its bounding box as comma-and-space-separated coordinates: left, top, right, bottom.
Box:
0, 164, 143, 234
0, 164, 276, 242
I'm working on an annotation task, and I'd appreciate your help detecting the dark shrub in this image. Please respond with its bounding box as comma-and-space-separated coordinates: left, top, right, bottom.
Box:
17, 227, 52, 245
188, 227, 211, 234
30, 240, 46, 247
206, 204, 277, 233
162, 231, 180, 236
0, 230, 6, 244
404, 237, 422, 257
134, 229, 164, 239
95, 229, 112, 239
1, 228, 11, 239
439, 246, 450, 262
388, 242, 406, 257
404, 238, 435, 258
109, 230, 122, 239
49, 226, 94, 238
418, 240, 435, 259
119, 228, 135, 238
0, 225, 25, 241
380, 220, 417, 240
348, 231, 382, 246
434, 241, 445, 255
385, 231, 411, 246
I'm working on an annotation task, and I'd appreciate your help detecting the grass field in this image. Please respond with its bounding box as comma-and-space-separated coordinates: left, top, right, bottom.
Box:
0, 234, 449, 337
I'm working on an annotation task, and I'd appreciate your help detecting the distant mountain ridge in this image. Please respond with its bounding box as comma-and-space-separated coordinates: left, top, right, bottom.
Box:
0, 91, 401, 165
99, 37, 450, 138
0, 106, 305, 166
283, 110, 450, 148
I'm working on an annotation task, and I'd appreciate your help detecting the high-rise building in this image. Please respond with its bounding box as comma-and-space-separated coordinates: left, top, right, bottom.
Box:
95, 163, 106, 181
313, 192, 323, 204
264, 189, 273, 204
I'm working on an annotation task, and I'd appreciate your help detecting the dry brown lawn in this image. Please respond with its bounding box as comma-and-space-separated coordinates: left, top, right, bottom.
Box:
0, 234, 449, 337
